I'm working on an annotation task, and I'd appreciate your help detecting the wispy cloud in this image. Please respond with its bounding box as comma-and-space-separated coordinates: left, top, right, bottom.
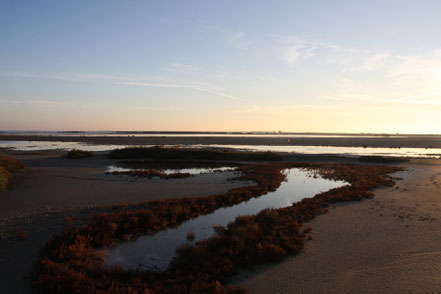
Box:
128, 105, 185, 111
320, 94, 374, 101
387, 90, 441, 105
0, 98, 69, 106
203, 26, 252, 50
162, 63, 200, 73
232, 103, 388, 114
269, 35, 318, 65
0, 69, 250, 102
221, 29, 252, 50
0, 71, 163, 82
358, 52, 390, 72
118, 81, 247, 102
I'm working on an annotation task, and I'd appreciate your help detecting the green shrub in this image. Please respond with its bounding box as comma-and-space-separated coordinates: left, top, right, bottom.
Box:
65, 149, 94, 159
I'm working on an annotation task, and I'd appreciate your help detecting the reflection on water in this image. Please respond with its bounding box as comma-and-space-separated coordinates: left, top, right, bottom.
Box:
0, 140, 127, 151
106, 168, 347, 271
106, 165, 236, 175
1, 140, 441, 158
194, 144, 441, 158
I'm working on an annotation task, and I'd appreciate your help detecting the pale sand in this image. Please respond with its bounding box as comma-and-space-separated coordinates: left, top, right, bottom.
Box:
232, 160, 441, 293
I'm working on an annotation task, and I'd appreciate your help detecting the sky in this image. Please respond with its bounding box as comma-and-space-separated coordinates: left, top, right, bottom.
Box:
1, 0, 441, 133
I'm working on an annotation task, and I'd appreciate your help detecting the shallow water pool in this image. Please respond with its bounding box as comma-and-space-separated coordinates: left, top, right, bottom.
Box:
106, 165, 237, 175
105, 168, 347, 271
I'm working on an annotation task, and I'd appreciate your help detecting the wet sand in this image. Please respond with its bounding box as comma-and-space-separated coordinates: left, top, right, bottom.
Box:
0, 151, 246, 219
233, 159, 441, 293
0, 150, 249, 293
2, 134, 441, 148
1, 150, 441, 293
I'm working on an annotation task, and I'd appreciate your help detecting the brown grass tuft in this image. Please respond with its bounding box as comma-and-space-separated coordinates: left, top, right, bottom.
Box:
0, 154, 25, 193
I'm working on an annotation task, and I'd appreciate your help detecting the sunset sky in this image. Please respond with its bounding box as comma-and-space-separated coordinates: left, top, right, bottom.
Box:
1, 0, 441, 133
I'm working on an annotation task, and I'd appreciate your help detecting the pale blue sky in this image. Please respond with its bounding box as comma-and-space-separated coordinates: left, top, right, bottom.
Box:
1, 0, 441, 133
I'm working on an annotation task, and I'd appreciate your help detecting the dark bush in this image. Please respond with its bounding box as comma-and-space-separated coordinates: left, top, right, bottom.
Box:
107, 169, 192, 179
65, 149, 94, 159
108, 146, 282, 161
359, 155, 409, 163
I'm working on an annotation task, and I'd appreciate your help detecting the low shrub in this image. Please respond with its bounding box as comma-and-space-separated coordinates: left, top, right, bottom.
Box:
106, 169, 192, 179
0, 166, 10, 193
65, 150, 94, 159
108, 146, 282, 161
0, 154, 25, 171
0, 154, 24, 193
118, 160, 238, 170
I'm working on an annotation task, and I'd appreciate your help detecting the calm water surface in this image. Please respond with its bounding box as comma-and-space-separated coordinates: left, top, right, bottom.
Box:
1, 140, 441, 158
0, 140, 126, 151
107, 165, 237, 175
105, 168, 347, 271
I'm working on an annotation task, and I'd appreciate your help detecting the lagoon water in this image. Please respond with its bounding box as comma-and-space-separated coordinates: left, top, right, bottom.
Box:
105, 168, 347, 271
107, 165, 237, 175
0, 140, 127, 152
1, 140, 441, 158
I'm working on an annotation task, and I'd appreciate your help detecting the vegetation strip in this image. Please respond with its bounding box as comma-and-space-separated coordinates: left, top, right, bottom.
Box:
37, 162, 402, 293
108, 146, 282, 161
106, 169, 192, 179
65, 149, 94, 159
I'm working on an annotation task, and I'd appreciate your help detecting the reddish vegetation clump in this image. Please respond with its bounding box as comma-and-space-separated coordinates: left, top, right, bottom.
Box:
64, 216, 73, 225
107, 169, 192, 179
16, 229, 28, 240
37, 162, 402, 293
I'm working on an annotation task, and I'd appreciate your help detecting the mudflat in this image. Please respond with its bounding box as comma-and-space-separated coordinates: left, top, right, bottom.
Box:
0, 150, 249, 293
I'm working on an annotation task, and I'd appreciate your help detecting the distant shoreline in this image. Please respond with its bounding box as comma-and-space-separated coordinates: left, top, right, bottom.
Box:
1, 133, 441, 149
1, 130, 441, 137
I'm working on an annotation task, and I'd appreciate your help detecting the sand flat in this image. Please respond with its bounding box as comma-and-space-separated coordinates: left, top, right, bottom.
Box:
233, 160, 441, 293
0, 151, 246, 219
